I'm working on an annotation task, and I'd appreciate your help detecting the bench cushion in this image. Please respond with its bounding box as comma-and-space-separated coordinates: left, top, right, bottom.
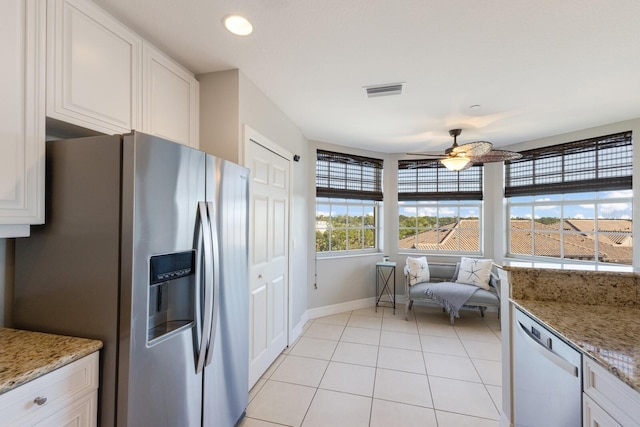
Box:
409, 281, 499, 306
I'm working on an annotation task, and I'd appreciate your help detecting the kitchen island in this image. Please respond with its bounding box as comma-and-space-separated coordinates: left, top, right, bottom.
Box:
502, 266, 640, 426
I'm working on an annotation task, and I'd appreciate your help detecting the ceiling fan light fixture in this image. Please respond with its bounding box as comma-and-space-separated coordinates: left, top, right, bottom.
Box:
440, 156, 471, 171
407, 128, 521, 168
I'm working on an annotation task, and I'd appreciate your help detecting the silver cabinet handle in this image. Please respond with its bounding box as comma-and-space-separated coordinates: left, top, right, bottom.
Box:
34, 396, 47, 405
258, 274, 263, 279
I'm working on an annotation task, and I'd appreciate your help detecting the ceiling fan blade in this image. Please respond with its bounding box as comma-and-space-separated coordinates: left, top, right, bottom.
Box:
471, 149, 522, 163
457, 160, 474, 171
406, 152, 446, 159
451, 141, 492, 157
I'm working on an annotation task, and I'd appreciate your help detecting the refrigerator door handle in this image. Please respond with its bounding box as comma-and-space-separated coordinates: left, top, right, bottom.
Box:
196, 201, 214, 374
193, 205, 203, 360
205, 201, 221, 367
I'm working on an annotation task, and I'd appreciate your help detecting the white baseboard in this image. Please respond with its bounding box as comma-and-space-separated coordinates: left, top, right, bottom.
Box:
290, 311, 309, 345
289, 296, 405, 345
500, 411, 513, 427
306, 297, 376, 320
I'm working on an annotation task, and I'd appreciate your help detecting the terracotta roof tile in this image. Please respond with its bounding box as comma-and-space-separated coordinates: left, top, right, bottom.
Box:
399, 218, 632, 264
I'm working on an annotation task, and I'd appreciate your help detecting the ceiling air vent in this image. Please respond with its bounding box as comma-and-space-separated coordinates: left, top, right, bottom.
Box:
363, 82, 405, 98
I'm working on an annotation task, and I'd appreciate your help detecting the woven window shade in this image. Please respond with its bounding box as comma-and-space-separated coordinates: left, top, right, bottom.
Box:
505, 131, 633, 197
316, 150, 383, 200
397, 159, 483, 201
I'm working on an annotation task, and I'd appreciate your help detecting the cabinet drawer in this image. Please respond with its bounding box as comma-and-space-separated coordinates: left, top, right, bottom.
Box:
0, 352, 99, 426
584, 393, 621, 427
583, 358, 640, 427
31, 390, 97, 427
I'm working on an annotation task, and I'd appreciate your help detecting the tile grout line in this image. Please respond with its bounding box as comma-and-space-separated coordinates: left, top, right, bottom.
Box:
248, 307, 502, 427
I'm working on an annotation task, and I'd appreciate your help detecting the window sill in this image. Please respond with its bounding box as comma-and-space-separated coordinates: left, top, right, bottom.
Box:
501, 257, 634, 273
316, 251, 382, 260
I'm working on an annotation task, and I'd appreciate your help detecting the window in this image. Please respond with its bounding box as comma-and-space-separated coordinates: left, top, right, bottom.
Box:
398, 159, 483, 253
505, 131, 633, 264
316, 150, 383, 253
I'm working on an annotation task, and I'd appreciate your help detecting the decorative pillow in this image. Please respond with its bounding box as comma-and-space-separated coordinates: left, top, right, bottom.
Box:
406, 256, 430, 286
455, 257, 493, 290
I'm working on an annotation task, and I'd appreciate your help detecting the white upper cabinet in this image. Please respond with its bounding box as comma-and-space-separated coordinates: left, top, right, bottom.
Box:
47, 0, 199, 146
142, 42, 199, 148
47, 0, 142, 135
0, 0, 46, 237
0, 0, 198, 237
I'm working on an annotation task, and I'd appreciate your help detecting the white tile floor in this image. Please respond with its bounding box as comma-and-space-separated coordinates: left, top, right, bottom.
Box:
241, 304, 502, 427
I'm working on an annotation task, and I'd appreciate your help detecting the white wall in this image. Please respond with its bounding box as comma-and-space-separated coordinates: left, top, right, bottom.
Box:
308, 140, 395, 309
308, 140, 508, 311
238, 71, 310, 329
198, 69, 310, 329
198, 70, 240, 162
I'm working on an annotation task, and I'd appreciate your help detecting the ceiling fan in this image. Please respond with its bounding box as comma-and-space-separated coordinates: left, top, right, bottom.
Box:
408, 129, 522, 171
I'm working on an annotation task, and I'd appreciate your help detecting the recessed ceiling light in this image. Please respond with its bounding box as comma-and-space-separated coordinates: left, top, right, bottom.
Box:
223, 15, 253, 36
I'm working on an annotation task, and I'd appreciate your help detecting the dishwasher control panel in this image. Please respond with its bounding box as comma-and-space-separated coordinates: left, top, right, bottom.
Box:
530, 326, 541, 340
528, 324, 556, 350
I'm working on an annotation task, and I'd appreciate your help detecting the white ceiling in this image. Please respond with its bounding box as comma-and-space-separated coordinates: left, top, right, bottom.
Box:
94, 0, 640, 153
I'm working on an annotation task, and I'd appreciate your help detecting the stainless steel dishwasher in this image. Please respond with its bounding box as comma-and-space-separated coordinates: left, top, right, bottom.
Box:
513, 307, 582, 427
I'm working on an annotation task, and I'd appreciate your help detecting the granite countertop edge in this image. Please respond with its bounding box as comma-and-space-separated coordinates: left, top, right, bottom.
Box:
0, 328, 103, 395
511, 299, 640, 394
503, 265, 639, 277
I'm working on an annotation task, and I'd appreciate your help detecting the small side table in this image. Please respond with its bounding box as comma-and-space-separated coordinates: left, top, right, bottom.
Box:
376, 261, 396, 314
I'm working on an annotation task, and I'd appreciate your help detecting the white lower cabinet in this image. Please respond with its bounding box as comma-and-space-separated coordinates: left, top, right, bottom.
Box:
0, 0, 46, 237
584, 394, 621, 427
583, 358, 640, 427
0, 352, 99, 427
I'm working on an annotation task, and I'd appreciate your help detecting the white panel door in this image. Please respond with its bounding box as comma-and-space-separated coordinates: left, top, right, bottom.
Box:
246, 135, 290, 388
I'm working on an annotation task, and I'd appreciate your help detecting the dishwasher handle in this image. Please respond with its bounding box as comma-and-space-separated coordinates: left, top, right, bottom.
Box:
516, 320, 579, 377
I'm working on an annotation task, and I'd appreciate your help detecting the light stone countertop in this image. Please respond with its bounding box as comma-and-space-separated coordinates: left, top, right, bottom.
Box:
512, 299, 640, 393
505, 266, 639, 307
0, 328, 103, 395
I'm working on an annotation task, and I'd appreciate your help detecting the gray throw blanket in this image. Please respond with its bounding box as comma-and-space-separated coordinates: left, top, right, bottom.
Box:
425, 282, 478, 322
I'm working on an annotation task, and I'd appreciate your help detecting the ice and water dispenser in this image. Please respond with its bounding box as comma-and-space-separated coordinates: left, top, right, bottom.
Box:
147, 250, 196, 344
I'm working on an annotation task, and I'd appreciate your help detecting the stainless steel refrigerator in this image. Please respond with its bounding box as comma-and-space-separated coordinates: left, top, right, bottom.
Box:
13, 131, 249, 427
